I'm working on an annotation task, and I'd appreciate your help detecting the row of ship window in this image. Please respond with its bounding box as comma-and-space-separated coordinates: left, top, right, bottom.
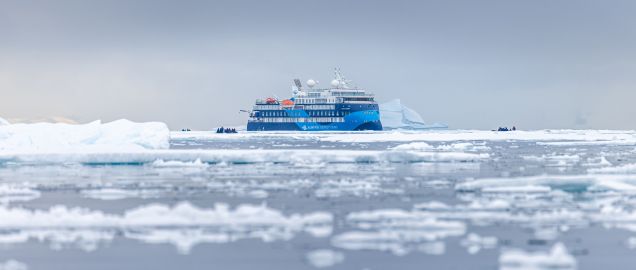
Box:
255, 117, 345, 123
259, 111, 350, 117
253, 105, 336, 110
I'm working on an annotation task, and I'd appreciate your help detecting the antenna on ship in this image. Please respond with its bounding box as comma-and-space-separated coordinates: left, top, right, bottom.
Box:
332, 68, 351, 89
294, 79, 303, 90
292, 78, 302, 96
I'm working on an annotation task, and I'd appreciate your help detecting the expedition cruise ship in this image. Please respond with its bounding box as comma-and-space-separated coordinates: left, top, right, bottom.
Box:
246, 69, 382, 131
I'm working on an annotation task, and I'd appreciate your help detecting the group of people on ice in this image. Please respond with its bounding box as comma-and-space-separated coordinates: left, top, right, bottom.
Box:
216, 127, 238, 133
496, 126, 516, 131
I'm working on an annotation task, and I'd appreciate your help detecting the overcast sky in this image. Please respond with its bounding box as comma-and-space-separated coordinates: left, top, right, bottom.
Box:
1, 0, 635, 130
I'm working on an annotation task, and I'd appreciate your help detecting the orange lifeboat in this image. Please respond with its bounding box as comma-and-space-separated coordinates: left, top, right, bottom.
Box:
281, 99, 294, 106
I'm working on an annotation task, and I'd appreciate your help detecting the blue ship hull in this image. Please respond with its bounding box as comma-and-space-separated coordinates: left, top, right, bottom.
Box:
247, 109, 382, 131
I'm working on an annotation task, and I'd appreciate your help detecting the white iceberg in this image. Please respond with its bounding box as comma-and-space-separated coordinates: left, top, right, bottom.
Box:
0, 119, 170, 152
380, 99, 448, 130
0, 117, 9, 126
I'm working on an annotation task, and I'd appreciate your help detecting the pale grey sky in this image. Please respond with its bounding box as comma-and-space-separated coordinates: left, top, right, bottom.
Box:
1, 0, 635, 129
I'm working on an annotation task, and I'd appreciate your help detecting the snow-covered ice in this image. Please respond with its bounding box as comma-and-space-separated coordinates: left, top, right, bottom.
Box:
0, 119, 169, 152
0, 117, 9, 126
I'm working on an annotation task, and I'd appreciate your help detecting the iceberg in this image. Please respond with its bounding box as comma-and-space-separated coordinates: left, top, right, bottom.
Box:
0, 119, 170, 152
380, 99, 448, 130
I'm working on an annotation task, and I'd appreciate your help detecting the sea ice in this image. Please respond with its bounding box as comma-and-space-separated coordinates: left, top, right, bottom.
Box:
305, 249, 345, 268
499, 242, 576, 270
460, 233, 497, 254
588, 163, 636, 174
0, 202, 333, 253
331, 209, 466, 255
80, 188, 163, 201
0, 260, 27, 270
0, 119, 169, 152
0, 185, 41, 204
0, 149, 488, 165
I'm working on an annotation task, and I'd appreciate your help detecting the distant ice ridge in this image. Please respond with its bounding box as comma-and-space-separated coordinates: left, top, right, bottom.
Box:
380, 99, 448, 129
0, 119, 169, 152
0, 117, 9, 126
0, 202, 333, 254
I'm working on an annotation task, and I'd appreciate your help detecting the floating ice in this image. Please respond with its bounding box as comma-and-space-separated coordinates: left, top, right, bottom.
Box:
588, 163, 636, 174
0, 185, 41, 204
393, 142, 491, 152
0, 202, 333, 253
0, 149, 488, 165
380, 99, 448, 129
499, 242, 577, 270
417, 241, 446, 255
390, 142, 434, 151
0, 229, 116, 252
0, 119, 169, 152
331, 209, 466, 255
305, 249, 345, 268
456, 174, 636, 193
152, 158, 209, 168
80, 188, 162, 201
314, 177, 403, 198
0, 260, 27, 270
460, 233, 497, 254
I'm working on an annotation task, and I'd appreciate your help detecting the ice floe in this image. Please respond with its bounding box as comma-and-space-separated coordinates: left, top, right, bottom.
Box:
0, 119, 169, 152
499, 243, 576, 270
314, 177, 403, 198
0, 202, 333, 253
151, 158, 209, 168
0, 260, 27, 270
391, 141, 490, 152
305, 249, 345, 268
460, 233, 497, 254
0, 149, 488, 165
588, 163, 636, 174
456, 174, 636, 193
80, 188, 163, 200
331, 209, 466, 255
0, 185, 41, 204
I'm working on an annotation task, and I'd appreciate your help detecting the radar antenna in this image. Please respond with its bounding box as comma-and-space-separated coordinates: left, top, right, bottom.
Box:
292, 79, 303, 96
294, 79, 303, 90
333, 68, 352, 89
